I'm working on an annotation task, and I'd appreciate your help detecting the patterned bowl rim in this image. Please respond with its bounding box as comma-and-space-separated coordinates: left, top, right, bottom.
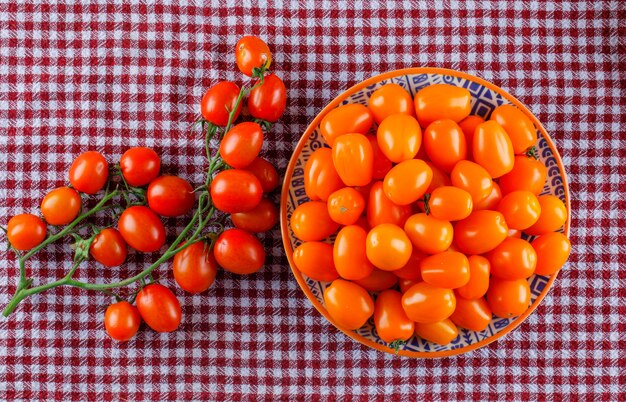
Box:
280, 67, 571, 358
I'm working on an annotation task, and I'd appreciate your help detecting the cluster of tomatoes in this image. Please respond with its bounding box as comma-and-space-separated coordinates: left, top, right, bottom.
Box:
291, 82, 570, 346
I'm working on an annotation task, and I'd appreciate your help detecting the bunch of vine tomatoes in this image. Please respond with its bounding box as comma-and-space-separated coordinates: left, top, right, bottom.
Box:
291, 82, 570, 347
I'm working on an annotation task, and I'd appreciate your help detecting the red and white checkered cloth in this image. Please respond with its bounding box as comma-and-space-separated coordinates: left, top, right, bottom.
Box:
1, 1, 624, 400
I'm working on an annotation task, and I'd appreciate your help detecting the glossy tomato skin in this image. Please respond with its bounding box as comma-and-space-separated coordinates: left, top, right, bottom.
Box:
490, 104, 536, 154
423, 119, 467, 173
368, 83, 415, 124
420, 251, 470, 289
424, 162, 452, 194
414, 84, 471, 127
525, 195, 567, 235
214, 229, 265, 275
367, 181, 412, 228
248, 73, 287, 122
366, 224, 413, 271
367, 134, 393, 180
404, 213, 453, 254
402, 282, 456, 323
332, 134, 374, 186
90, 228, 127, 267
354, 269, 398, 292
235, 36, 272, 76
118, 206, 166, 253
376, 113, 422, 163
220, 122, 264, 168
324, 279, 374, 330
473, 181, 502, 211
531, 232, 571, 276
383, 159, 432, 205
136, 284, 182, 332
498, 155, 547, 195
244, 157, 279, 193
414, 319, 459, 345
104, 301, 141, 342
320, 103, 373, 147
374, 290, 415, 343
69, 151, 108, 195
119, 147, 160, 187
292, 242, 339, 282
172, 242, 218, 294
231, 198, 278, 233
456, 255, 490, 299
399, 278, 420, 293
497, 190, 541, 230
334, 225, 374, 280
458, 115, 485, 158
450, 160, 493, 204
290, 201, 339, 241
327, 187, 365, 226
41, 187, 82, 225
428, 186, 473, 221
393, 250, 426, 280
304, 148, 344, 201
488, 237, 537, 280
6, 214, 47, 251
450, 296, 492, 332
486, 277, 530, 318
200, 81, 241, 126
473, 121, 515, 178
454, 210, 508, 255
210, 169, 263, 213
147, 175, 195, 217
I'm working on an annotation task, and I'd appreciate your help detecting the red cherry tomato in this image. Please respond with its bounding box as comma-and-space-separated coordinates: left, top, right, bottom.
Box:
290, 201, 339, 241
119, 147, 160, 187
118, 206, 166, 253
332, 134, 374, 186
490, 104, 536, 154
248, 73, 287, 123
404, 213, 453, 254
90, 228, 127, 267
402, 282, 456, 323
41, 187, 82, 225
367, 134, 393, 180
428, 186, 473, 221
450, 296, 492, 332
235, 36, 272, 77
324, 279, 374, 330
292, 242, 339, 282
458, 115, 485, 158
69, 151, 108, 194
210, 169, 263, 213
231, 198, 278, 233
454, 210, 508, 255
304, 148, 344, 201
393, 250, 426, 281
450, 160, 493, 204
334, 225, 374, 280
213, 229, 265, 275
376, 113, 422, 163
473, 121, 515, 178
320, 103, 373, 147
245, 157, 279, 193
473, 181, 502, 211
498, 155, 547, 195
366, 224, 413, 271
497, 190, 541, 230
172, 242, 218, 294
414, 84, 471, 127
367, 181, 412, 228
531, 232, 571, 276
486, 277, 530, 318
147, 175, 195, 217
420, 251, 470, 289
423, 119, 467, 173
327, 187, 365, 226
220, 122, 264, 168
456, 255, 490, 299
6, 214, 47, 251
374, 290, 415, 344
368, 83, 415, 124
525, 195, 567, 235
488, 237, 537, 280
200, 81, 241, 126
354, 269, 399, 292
414, 319, 459, 345
383, 159, 432, 205
104, 301, 141, 342
136, 283, 182, 332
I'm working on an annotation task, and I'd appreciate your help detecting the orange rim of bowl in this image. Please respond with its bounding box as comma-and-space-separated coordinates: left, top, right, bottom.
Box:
280, 67, 571, 358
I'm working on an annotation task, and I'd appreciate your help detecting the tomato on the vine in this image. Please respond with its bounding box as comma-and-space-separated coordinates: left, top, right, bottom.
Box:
245, 157, 279, 193
473, 121, 514, 178
368, 83, 415, 124
374, 290, 415, 344
414, 84, 471, 127
490, 104, 536, 154
414, 319, 459, 345
292, 242, 339, 282
235, 36, 272, 77
376, 113, 422, 163
90, 228, 127, 267
403, 213, 453, 255
201, 81, 241, 126
210, 169, 263, 213
172, 241, 218, 294
383, 159, 432, 205
213, 229, 265, 275
334, 225, 374, 280
248, 73, 287, 123
327, 187, 365, 226
220, 122, 264, 169
323, 279, 374, 330
402, 282, 456, 323
69, 151, 108, 195
290, 201, 339, 241
366, 223, 413, 271
104, 301, 141, 342
136, 283, 182, 332
119, 147, 160, 187
449, 296, 492, 332
320, 103, 373, 147
6, 214, 47, 251
147, 175, 195, 217
423, 119, 467, 173
230, 198, 278, 233
367, 181, 412, 228
118, 206, 166, 252
332, 134, 373, 186
41, 187, 82, 225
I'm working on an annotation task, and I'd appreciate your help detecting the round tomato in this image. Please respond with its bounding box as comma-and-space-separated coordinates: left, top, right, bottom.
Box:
488, 237, 537, 280
423, 119, 467, 173
172, 241, 218, 294
414, 84, 471, 127
414, 319, 459, 345
136, 283, 182, 332
393, 250, 426, 280
473, 181, 502, 211
383, 159, 432, 205
231, 198, 278, 233
458, 115, 485, 157
292, 242, 339, 282
324, 279, 374, 330
235, 36, 271, 76
147, 175, 195, 217
200, 81, 241, 126
473, 121, 514, 178
118, 206, 166, 253
220, 122, 264, 168
402, 282, 456, 323
327, 187, 365, 226
41, 187, 82, 225
213, 229, 265, 275
334, 225, 374, 280
6, 214, 47, 251
428, 186, 473, 221
290, 201, 339, 241
497, 190, 541, 230
450, 160, 493, 204
248, 73, 287, 123
332, 134, 374, 186
531, 232, 571, 276
354, 268, 398, 292
420, 251, 470, 289
367, 134, 393, 180
104, 301, 141, 342
454, 210, 508, 255
498, 155, 547, 195
374, 290, 415, 344
304, 148, 344, 201
449, 296, 492, 332
366, 224, 412, 271
119, 147, 160, 187
245, 157, 279, 193
456, 255, 490, 299
90, 228, 127, 267
525, 195, 567, 235
376, 113, 422, 163
367, 181, 412, 228
320, 103, 373, 147
368, 83, 415, 124
69, 151, 108, 195
490, 104, 536, 154
486, 277, 530, 318
210, 169, 263, 213
404, 213, 453, 254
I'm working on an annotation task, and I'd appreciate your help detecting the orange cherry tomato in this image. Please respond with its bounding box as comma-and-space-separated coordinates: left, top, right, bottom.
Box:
367, 134, 393, 180
404, 213, 453, 254
304, 148, 344, 201
402, 282, 456, 323
334, 225, 374, 280
450, 296, 492, 332
488, 238, 537, 280
6, 214, 47, 251
292, 242, 340, 282
41, 187, 82, 225
458, 115, 485, 158
531, 232, 571, 276
320, 103, 373, 147
414, 84, 471, 127
327, 187, 365, 226
332, 134, 374, 186
393, 250, 426, 280
420, 251, 470, 289
324, 279, 374, 330
424, 162, 451, 194
290, 201, 339, 241
498, 155, 547, 195
374, 290, 415, 343
414, 319, 459, 345
376, 113, 422, 163
473, 181, 502, 211
450, 160, 493, 204
525, 195, 567, 235
383, 159, 432, 205
508, 228, 522, 238
368, 83, 415, 124
490, 104, 536, 154
487, 278, 531, 318
399, 278, 420, 293
366, 224, 412, 271
497, 190, 541, 230
423, 119, 467, 173
367, 181, 412, 228
456, 255, 490, 299
454, 210, 508, 254
428, 186, 473, 221
354, 215, 370, 232
354, 268, 398, 292
473, 121, 515, 178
